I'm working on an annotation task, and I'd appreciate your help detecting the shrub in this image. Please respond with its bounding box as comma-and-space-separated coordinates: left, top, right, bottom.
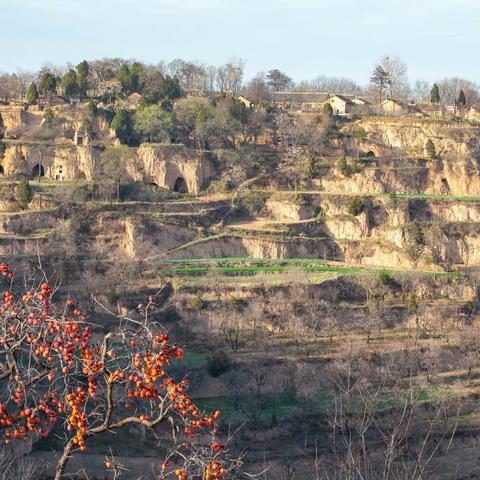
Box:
354, 127, 367, 138
337, 156, 361, 176
337, 156, 352, 176
379, 270, 391, 285
322, 102, 333, 116
409, 221, 425, 246
193, 292, 206, 311
15, 179, 33, 209
388, 191, 398, 208
407, 293, 417, 314
87, 99, 98, 117
208, 350, 231, 377
405, 221, 426, 260
425, 139, 436, 159
42, 108, 54, 127
348, 197, 365, 216
351, 159, 362, 174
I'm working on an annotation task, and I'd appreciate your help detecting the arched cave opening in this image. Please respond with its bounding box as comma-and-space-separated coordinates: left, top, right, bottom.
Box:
173, 177, 188, 194
0, 165, 4, 175
32, 164, 45, 178
366, 151, 376, 158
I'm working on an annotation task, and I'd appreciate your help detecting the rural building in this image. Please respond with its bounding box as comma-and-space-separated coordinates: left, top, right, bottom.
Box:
381, 99, 407, 113
381, 99, 420, 114
272, 92, 329, 112
467, 106, 480, 123
272, 92, 369, 114
328, 95, 355, 115
237, 96, 255, 109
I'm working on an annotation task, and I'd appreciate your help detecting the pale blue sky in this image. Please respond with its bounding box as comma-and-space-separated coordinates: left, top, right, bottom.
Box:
2, 0, 479, 85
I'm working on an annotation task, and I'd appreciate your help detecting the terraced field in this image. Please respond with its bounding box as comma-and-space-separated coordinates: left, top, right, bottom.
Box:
166, 257, 455, 277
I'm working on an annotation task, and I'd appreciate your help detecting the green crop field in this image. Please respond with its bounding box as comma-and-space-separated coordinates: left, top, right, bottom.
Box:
166, 257, 455, 278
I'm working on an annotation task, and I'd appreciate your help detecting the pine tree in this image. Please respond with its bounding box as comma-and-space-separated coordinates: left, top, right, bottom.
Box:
458, 89, 466, 106
16, 179, 33, 209
38, 72, 57, 96
87, 99, 98, 118
111, 109, 131, 144
61, 69, 78, 96
430, 83, 440, 104
115, 65, 133, 94
26, 82, 39, 105
76, 60, 90, 94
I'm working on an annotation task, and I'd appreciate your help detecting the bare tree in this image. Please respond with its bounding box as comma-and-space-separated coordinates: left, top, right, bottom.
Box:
321, 357, 458, 480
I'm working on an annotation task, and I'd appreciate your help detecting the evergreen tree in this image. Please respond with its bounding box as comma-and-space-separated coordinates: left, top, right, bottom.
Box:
87, 99, 98, 117
115, 65, 133, 94
370, 65, 389, 101
458, 89, 466, 106
430, 83, 440, 104
62, 69, 78, 96
76, 60, 90, 94
26, 82, 39, 105
130, 62, 143, 93
16, 179, 33, 209
38, 72, 57, 96
43, 108, 55, 126
111, 108, 132, 144
161, 76, 182, 100
266, 69, 294, 91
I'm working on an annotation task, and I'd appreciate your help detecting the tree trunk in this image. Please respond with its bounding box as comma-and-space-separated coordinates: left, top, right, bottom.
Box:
55, 439, 75, 480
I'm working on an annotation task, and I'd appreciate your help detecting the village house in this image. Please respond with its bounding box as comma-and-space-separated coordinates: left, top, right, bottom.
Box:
466, 105, 480, 123
381, 99, 407, 113
328, 94, 355, 115
381, 98, 420, 115
272, 91, 329, 112
272, 91, 369, 114
237, 95, 255, 109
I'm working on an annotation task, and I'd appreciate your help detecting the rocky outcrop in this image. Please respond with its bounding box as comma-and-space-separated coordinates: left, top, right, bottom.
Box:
345, 118, 480, 157
266, 199, 315, 221
323, 212, 369, 240
0, 142, 215, 193
2, 143, 99, 180
137, 145, 214, 194
313, 156, 480, 196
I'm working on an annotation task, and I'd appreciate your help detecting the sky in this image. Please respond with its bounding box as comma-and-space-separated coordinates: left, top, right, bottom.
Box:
1, 0, 480, 85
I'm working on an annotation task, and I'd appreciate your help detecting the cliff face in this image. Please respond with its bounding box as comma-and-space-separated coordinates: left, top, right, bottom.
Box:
136, 145, 214, 194
1, 142, 215, 193
345, 118, 480, 157
2, 143, 99, 180
313, 156, 480, 195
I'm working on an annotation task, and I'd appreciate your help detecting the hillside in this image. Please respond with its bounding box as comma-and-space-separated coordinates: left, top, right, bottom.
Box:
3, 86, 480, 479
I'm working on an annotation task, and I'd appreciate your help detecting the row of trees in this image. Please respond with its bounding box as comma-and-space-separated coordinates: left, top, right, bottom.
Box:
3, 56, 479, 113
108, 95, 268, 148
369, 55, 480, 105
0, 57, 248, 104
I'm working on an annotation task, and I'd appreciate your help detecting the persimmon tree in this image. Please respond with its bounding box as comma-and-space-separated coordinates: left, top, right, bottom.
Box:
0, 263, 237, 479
